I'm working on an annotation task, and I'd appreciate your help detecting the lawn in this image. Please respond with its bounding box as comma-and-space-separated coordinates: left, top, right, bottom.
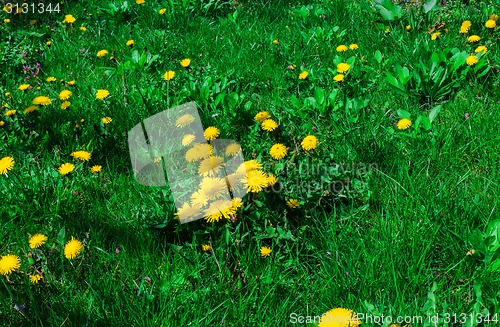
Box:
1, 0, 500, 326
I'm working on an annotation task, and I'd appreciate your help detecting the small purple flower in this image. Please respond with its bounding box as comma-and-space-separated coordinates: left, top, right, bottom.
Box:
115, 247, 120, 253
35, 62, 40, 69
144, 276, 151, 283
23, 65, 30, 73
465, 113, 469, 119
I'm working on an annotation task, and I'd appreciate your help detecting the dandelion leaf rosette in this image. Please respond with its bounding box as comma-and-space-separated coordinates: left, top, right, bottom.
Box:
128, 102, 246, 224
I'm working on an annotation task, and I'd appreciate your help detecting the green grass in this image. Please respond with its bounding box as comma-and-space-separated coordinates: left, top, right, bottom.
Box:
1, 0, 500, 326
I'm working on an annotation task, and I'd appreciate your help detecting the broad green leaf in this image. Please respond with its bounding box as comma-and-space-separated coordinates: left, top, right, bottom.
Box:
314, 87, 325, 106
373, 0, 403, 21
386, 72, 407, 95
374, 50, 382, 64
428, 105, 442, 123
396, 109, 411, 119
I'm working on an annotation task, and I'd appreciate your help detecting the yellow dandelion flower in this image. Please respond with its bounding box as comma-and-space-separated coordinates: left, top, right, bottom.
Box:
202, 244, 212, 252
18, 84, 30, 91
96, 49, 108, 57
333, 74, 344, 82
0, 121, 4, 127
318, 307, 361, 327
349, 43, 359, 50
0, 156, 15, 175
385, 28, 390, 34
204, 126, 220, 141
46, 76, 56, 83
254, 111, 271, 122
198, 156, 224, 177
237, 160, 262, 174
29, 234, 47, 249
96, 89, 110, 100
4, 92, 10, 98
243, 170, 268, 193
136, 0, 145, 4
466, 55, 478, 66
490, 14, 498, 21
70, 150, 91, 161
5, 110, 16, 117
182, 134, 196, 146
261, 119, 278, 132
58, 163, 75, 175
468, 35, 480, 43
397, 118, 412, 130
4, 19, 10, 23
266, 174, 277, 187
60, 101, 71, 110
298, 71, 309, 80
260, 246, 272, 257
59, 89, 72, 100
270, 143, 287, 160
301, 135, 318, 150
79, 26, 87, 31
272, 39, 279, 45
62, 14, 76, 23
431, 32, 440, 40
205, 199, 235, 222
163, 70, 175, 81
176, 114, 195, 128
461, 20, 472, 28
126, 39, 134, 47
336, 44, 348, 52
64, 237, 83, 259
0, 255, 21, 275
29, 274, 43, 284
286, 199, 300, 208
159, 8, 167, 14
337, 62, 350, 73
231, 197, 243, 210
180, 58, 191, 67
90, 165, 102, 173
406, 25, 411, 31
485, 20, 496, 29
199, 177, 227, 199
185, 143, 213, 162
225, 143, 241, 156
46, 41, 52, 46
190, 191, 208, 207
102, 117, 112, 124
475, 46, 487, 54
175, 202, 202, 221
32, 96, 51, 106
67, 80, 76, 86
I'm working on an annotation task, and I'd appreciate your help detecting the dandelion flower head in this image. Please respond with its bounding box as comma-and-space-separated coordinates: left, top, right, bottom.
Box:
29, 234, 47, 249
261, 119, 278, 132
318, 307, 361, 327
269, 143, 287, 160
260, 246, 272, 257
301, 135, 318, 150
0, 156, 14, 175
0, 255, 21, 275
397, 118, 412, 130
64, 237, 83, 259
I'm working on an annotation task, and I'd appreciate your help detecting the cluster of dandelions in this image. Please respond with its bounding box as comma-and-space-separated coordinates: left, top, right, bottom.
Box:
0, 234, 83, 283
254, 110, 319, 208
173, 113, 277, 223
395, 13, 497, 131
56, 150, 101, 175
460, 14, 497, 67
